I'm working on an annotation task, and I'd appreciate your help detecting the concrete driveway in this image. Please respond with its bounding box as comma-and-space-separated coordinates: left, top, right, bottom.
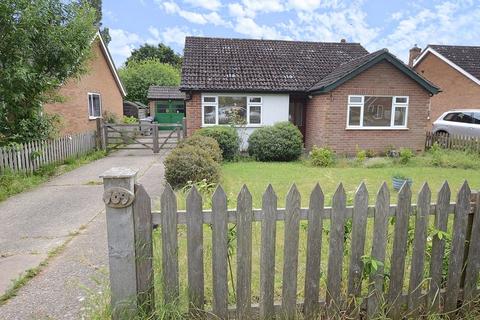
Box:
0, 148, 168, 319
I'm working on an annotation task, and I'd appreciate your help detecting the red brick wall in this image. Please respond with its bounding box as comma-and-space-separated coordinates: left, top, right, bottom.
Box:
185, 92, 202, 136
43, 40, 124, 134
414, 53, 480, 126
305, 61, 431, 155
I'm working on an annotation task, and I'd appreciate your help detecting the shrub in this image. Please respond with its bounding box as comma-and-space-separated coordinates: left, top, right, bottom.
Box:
122, 116, 138, 124
247, 122, 303, 162
164, 145, 220, 188
356, 149, 367, 163
399, 148, 414, 164
178, 135, 222, 163
195, 126, 240, 161
425, 148, 480, 169
310, 146, 335, 167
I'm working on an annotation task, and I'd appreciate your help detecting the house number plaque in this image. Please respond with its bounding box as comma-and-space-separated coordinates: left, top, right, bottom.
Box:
103, 187, 135, 208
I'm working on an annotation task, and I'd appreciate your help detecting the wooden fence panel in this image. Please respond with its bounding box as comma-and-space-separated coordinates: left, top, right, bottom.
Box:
0, 132, 96, 173
387, 183, 412, 318
133, 184, 154, 313
347, 182, 368, 299
160, 184, 179, 304
428, 182, 451, 311
408, 183, 431, 315
236, 186, 253, 319
326, 184, 347, 311
445, 182, 471, 312
367, 183, 390, 317
303, 184, 324, 318
259, 185, 277, 319
186, 186, 205, 313
211, 186, 229, 319
464, 193, 480, 300
282, 185, 301, 318
101, 178, 480, 319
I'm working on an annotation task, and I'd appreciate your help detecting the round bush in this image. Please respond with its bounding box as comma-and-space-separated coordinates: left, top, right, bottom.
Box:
247, 122, 303, 161
309, 146, 335, 167
195, 126, 240, 161
164, 145, 220, 188
178, 135, 222, 163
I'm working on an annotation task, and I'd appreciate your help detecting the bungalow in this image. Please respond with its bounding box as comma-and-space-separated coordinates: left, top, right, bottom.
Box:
180, 37, 440, 154
43, 32, 126, 134
410, 45, 480, 126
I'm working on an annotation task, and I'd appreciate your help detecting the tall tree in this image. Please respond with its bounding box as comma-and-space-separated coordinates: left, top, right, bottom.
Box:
0, 0, 96, 144
119, 59, 181, 104
126, 43, 182, 68
84, 0, 110, 44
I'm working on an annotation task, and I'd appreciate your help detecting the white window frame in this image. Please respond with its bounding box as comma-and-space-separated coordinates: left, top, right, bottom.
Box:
201, 94, 263, 126
346, 95, 409, 129
87, 92, 102, 119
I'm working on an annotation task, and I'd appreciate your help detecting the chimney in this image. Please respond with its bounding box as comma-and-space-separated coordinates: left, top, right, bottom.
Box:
340, 39, 346, 43
409, 44, 421, 66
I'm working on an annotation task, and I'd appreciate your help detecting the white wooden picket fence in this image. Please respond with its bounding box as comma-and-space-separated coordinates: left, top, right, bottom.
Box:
0, 131, 96, 173
101, 168, 480, 319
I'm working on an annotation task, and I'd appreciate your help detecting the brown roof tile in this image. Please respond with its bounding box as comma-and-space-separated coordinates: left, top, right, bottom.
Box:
429, 44, 480, 81
180, 37, 369, 92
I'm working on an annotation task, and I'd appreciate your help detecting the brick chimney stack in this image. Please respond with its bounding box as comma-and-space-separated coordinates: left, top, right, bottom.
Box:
409, 44, 421, 66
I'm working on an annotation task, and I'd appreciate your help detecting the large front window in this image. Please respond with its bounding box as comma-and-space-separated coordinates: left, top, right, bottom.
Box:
347, 95, 408, 129
202, 95, 262, 125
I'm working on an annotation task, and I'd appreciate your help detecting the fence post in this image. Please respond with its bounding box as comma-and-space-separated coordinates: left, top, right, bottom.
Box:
153, 125, 159, 153
182, 117, 187, 139
96, 118, 102, 150
103, 121, 109, 151
101, 167, 139, 319
460, 190, 479, 289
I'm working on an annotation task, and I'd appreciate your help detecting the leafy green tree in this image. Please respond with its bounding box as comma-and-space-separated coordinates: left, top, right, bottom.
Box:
119, 59, 181, 104
84, 0, 110, 44
125, 43, 182, 68
0, 0, 96, 145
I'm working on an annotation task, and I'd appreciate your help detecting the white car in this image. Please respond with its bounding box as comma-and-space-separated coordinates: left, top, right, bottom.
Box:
432, 110, 480, 138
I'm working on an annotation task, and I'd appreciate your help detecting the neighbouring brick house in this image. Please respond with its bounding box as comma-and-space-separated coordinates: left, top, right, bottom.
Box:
43, 32, 126, 134
180, 37, 439, 154
411, 45, 480, 126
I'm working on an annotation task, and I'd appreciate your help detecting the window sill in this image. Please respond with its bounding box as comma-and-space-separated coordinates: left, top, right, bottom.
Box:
89, 116, 102, 120
345, 127, 409, 131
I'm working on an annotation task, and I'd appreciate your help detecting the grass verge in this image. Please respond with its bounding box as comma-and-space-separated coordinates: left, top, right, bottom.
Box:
0, 150, 106, 202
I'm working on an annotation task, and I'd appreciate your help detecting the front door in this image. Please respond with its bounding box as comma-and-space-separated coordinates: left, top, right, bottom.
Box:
289, 97, 306, 139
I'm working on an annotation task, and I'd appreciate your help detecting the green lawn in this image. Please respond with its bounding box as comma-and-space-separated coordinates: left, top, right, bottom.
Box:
219, 161, 480, 207
162, 154, 480, 315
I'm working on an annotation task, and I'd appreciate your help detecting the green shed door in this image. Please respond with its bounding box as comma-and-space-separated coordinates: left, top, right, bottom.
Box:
155, 100, 185, 130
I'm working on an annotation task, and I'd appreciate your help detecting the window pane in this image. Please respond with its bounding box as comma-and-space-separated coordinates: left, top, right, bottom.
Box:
395, 97, 408, 104
444, 112, 473, 123
363, 96, 392, 127
473, 112, 480, 124
249, 97, 261, 103
203, 105, 216, 124
348, 106, 361, 126
218, 96, 246, 124
249, 106, 261, 124
203, 96, 216, 103
349, 96, 362, 103
394, 106, 407, 126
93, 95, 101, 117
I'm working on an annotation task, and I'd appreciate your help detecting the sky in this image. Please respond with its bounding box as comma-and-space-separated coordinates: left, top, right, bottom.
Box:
103, 0, 480, 67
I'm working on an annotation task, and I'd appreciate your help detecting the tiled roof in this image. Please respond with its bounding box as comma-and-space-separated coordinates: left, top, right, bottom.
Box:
147, 86, 186, 100
428, 45, 480, 81
180, 37, 369, 92
310, 49, 388, 91
311, 49, 439, 94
